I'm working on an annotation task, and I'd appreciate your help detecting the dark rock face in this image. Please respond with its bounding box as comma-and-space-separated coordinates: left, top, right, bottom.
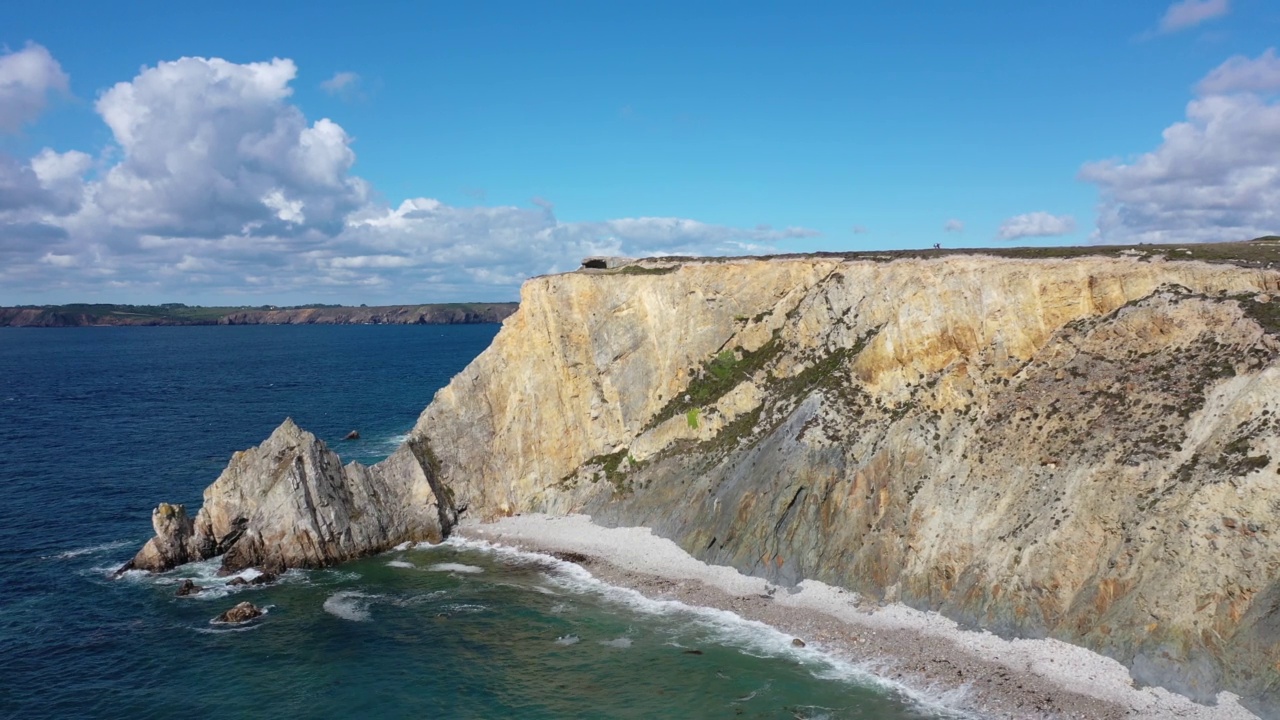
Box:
214, 602, 262, 624
119, 419, 452, 576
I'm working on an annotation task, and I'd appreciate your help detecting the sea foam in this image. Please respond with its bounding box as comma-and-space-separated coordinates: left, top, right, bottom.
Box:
446, 535, 974, 718
427, 562, 484, 574
323, 590, 375, 621
46, 539, 135, 560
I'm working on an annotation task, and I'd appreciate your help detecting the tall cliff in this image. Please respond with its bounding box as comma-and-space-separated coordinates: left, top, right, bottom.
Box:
125, 250, 1280, 715
413, 253, 1280, 713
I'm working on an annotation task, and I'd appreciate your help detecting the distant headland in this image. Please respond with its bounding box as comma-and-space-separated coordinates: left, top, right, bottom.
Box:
0, 302, 518, 327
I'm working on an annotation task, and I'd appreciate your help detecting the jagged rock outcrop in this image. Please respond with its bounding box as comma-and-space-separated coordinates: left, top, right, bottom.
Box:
121, 502, 206, 572
120, 419, 452, 575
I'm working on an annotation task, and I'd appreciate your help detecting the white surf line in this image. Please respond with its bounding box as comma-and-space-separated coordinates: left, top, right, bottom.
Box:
457, 513, 1260, 720
446, 531, 975, 719
45, 539, 136, 560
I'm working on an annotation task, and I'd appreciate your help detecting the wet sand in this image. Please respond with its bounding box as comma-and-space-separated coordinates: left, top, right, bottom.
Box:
458, 513, 1260, 720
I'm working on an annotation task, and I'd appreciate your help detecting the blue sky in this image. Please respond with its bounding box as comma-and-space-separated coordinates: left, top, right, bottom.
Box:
2, 0, 1279, 304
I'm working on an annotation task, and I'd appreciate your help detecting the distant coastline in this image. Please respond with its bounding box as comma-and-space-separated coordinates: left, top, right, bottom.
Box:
0, 302, 518, 327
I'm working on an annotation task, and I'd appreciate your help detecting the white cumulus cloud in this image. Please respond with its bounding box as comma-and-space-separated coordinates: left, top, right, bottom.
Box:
87, 56, 366, 241
0, 42, 68, 133
1198, 48, 1280, 95
1081, 49, 1280, 245
997, 212, 1076, 240
943, 219, 964, 233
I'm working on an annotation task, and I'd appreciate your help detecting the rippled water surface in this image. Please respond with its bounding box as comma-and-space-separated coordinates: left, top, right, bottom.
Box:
0, 326, 948, 719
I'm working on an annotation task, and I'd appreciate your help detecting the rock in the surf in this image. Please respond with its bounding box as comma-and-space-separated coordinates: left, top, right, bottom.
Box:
214, 601, 262, 624
120, 418, 453, 576
175, 579, 202, 597
115, 503, 206, 575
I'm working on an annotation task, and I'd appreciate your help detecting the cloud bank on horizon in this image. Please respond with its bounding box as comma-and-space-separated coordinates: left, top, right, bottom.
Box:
0, 1, 1278, 304
0, 47, 817, 304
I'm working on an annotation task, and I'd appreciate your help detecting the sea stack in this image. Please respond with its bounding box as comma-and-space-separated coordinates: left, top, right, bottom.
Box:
119, 418, 453, 576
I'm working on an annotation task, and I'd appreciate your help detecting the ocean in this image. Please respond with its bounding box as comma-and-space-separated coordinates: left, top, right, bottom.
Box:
0, 325, 949, 719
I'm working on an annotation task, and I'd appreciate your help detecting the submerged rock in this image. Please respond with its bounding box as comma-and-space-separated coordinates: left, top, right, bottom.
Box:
214, 601, 262, 624
119, 418, 453, 576
343, 430, 360, 440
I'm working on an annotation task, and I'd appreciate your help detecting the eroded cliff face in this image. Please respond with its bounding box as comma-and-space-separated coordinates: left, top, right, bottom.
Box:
413, 254, 1280, 713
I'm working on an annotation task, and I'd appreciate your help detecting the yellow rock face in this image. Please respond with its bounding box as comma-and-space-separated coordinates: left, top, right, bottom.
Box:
417, 255, 1277, 513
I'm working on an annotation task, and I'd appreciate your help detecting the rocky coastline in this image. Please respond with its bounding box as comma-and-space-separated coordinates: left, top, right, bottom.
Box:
121, 248, 1280, 717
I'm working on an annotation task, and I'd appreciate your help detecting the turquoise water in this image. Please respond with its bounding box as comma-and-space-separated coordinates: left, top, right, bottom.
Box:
0, 326, 950, 719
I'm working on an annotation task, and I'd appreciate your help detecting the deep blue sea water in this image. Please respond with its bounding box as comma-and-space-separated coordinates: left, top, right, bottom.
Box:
0, 326, 948, 719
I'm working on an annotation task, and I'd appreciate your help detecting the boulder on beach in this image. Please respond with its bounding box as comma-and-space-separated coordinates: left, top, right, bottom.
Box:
214, 601, 263, 624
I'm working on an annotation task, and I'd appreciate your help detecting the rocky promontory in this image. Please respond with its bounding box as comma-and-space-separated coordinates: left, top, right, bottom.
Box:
124, 241, 1280, 716
119, 419, 454, 575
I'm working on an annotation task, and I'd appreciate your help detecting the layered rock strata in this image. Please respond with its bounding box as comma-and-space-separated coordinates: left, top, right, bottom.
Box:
127, 251, 1280, 715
